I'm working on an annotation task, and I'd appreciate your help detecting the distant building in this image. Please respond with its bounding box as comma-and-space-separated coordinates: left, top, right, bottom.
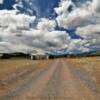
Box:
30, 49, 49, 60
30, 54, 49, 60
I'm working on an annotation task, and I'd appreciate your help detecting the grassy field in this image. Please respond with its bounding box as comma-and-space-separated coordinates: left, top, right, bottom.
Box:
0, 59, 51, 81
0, 57, 100, 94
66, 57, 100, 93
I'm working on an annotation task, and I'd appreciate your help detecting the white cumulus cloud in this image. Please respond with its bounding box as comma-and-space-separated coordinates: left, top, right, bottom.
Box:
0, 0, 100, 54
54, 0, 100, 51
0, 9, 71, 53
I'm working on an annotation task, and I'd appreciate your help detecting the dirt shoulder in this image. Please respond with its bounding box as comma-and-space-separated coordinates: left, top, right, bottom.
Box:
66, 57, 100, 93
0, 59, 51, 81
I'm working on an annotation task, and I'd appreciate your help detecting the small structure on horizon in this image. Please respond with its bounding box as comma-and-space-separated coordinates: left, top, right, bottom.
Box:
30, 49, 49, 60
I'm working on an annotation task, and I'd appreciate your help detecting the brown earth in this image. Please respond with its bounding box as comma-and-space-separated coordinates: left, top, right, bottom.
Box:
66, 57, 100, 93
0, 57, 100, 100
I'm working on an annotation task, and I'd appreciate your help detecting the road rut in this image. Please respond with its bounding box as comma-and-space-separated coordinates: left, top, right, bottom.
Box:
0, 59, 99, 100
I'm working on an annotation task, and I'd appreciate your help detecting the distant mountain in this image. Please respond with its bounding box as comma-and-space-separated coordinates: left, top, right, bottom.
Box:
86, 50, 100, 56
47, 50, 100, 58
68, 50, 100, 57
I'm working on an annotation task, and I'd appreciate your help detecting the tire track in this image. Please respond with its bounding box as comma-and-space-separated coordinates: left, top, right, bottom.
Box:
0, 59, 99, 100
62, 60, 100, 100
0, 60, 59, 100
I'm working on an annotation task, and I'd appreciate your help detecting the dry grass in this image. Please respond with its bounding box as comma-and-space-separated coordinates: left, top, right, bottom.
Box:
0, 58, 53, 97
0, 58, 51, 81
66, 57, 100, 93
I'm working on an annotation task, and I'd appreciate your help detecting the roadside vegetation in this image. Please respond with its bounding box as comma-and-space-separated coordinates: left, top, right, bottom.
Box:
67, 57, 100, 93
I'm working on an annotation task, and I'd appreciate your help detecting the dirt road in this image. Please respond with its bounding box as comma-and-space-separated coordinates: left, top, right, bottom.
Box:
0, 59, 100, 100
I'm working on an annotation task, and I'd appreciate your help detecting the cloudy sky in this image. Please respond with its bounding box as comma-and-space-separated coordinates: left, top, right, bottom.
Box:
0, 0, 100, 54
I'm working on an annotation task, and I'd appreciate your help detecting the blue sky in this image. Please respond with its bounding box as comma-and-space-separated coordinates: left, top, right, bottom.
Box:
0, 0, 15, 10
0, 0, 60, 17
0, 0, 100, 54
0, 0, 91, 17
